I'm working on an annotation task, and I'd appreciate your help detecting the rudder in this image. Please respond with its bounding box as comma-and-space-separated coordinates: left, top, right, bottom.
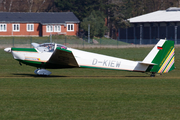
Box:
143, 39, 175, 73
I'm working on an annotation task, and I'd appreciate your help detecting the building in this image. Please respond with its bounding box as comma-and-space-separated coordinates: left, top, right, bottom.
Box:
119, 7, 180, 44
0, 12, 80, 37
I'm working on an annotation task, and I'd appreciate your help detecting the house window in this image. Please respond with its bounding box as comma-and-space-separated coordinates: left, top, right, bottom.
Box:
46, 25, 53, 32
27, 24, 34, 31
67, 24, 74, 31
0, 24, 7, 31
13, 24, 20, 31
54, 25, 61, 32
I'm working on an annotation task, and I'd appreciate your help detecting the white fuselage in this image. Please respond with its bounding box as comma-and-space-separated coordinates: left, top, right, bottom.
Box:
10, 47, 149, 72
69, 48, 149, 72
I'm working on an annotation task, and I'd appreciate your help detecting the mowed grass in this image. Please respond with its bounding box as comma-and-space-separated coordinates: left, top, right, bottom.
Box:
0, 47, 180, 120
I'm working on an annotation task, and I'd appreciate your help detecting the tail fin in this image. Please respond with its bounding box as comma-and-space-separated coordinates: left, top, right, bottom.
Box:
143, 39, 175, 73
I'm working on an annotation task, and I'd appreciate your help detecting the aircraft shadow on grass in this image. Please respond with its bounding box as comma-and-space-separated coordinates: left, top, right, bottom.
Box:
12, 73, 67, 78
12, 73, 150, 78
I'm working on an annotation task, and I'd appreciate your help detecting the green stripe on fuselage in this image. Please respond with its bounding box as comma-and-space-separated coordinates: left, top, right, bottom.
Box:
12, 48, 37, 52
17, 59, 76, 69
18, 60, 43, 68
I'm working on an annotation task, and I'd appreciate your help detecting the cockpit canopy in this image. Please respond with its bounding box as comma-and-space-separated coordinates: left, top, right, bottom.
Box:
31, 43, 67, 52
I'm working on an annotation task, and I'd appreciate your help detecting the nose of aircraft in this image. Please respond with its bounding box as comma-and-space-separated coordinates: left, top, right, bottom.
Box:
4, 47, 11, 53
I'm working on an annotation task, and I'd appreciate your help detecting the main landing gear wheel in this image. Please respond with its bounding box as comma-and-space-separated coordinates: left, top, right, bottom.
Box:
34, 69, 52, 76
150, 72, 156, 77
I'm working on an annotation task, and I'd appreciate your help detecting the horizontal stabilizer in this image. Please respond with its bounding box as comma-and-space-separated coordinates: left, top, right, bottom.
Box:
138, 61, 156, 65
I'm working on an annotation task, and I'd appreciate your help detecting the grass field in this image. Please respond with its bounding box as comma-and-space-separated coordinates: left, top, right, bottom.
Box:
1, 46, 180, 120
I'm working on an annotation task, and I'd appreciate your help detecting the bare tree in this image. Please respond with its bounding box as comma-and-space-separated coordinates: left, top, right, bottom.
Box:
27, 0, 33, 12
8, 0, 13, 11
36, 0, 46, 12
2, 0, 7, 11
0, 0, 3, 10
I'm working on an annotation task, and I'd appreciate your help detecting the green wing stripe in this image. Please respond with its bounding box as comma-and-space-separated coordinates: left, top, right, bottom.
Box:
56, 47, 72, 53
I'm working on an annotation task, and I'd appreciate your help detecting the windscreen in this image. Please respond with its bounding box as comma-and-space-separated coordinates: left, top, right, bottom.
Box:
38, 43, 55, 52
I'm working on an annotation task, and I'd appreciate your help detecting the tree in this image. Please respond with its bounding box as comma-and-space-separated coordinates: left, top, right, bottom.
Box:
0, 0, 54, 12
54, 0, 111, 21
81, 10, 107, 39
104, 0, 130, 38
54, 0, 120, 38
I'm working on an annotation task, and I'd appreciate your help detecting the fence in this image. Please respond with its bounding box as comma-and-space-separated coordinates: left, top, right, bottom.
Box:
0, 35, 179, 48
119, 38, 180, 44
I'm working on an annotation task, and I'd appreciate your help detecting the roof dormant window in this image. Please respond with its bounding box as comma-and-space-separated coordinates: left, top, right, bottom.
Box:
67, 24, 74, 31
46, 25, 53, 32
54, 25, 61, 32
27, 24, 34, 31
0, 24, 7, 32
13, 24, 20, 31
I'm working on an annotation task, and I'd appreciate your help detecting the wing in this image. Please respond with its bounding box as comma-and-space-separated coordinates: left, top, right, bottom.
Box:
47, 47, 79, 68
